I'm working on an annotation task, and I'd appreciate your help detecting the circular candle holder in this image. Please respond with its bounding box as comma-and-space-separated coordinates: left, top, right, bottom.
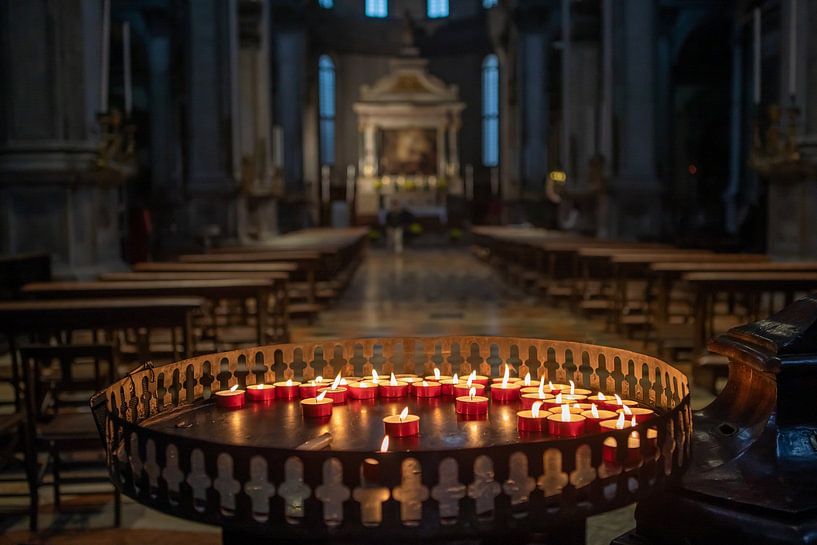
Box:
490, 382, 522, 402
521, 393, 554, 409
453, 382, 486, 398
581, 409, 618, 433
273, 380, 301, 400
439, 378, 458, 396
318, 386, 348, 404
455, 393, 489, 416
617, 407, 655, 423
546, 412, 586, 437
300, 397, 333, 418
378, 381, 409, 399
214, 388, 245, 409
298, 381, 322, 399
383, 413, 420, 437
413, 380, 442, 398
91, 336, 690, 543
347, 381, 378, 400
245, 384, 275, 403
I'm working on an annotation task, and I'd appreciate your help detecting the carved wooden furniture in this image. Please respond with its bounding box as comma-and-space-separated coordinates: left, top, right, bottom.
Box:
91, 336, 691, 545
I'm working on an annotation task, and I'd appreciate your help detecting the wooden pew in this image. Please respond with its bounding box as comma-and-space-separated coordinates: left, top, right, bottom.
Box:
0, 253, 51, 299
21, 278, 277, 346
0, 297, 204, 408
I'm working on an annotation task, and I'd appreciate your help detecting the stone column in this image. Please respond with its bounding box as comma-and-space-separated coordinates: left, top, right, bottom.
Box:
184, 0, 240, 244
609, 0, 661, 239
0, 0, 125, 277
519, 29, 548, 192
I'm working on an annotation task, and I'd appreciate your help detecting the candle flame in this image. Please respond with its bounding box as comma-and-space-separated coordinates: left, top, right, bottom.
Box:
286, 379, 292, 386
229, 384, 239, 392
591, 404, 600, 418
614, 394, 623, 406
538, 380, 545, 397
360, 381, 368, 388
372, 369, 379, 383
616, 412, 626, 429
316, 390, 327, 401
555, 393, 562, 404
379, 435, 389, 453
422, 380, 428, 387
399, 407, 409, 422
524, 372, 531, 386
631, 415, 637, 427
390, 373, 397, 386
469, 386, 476, 400
502, 366, 510, 387
531, 401, 542, 418
569, 380, 575, 395
466, 374, 474, 388
573, 403, 581, 410
597, 392, 606, 401
452, 373, 459, 385
330, 373, 342, 390
623, 404, 633, 415
315, 375, 323, 385
548, 380, 555, 391
339, 378, 348, 386
561, 404, 570, 421
468, 370, 477, 382
434, 368, 441, 380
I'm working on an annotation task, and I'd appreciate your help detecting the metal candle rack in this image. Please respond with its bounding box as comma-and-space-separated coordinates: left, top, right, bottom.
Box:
91, 336, 692, 544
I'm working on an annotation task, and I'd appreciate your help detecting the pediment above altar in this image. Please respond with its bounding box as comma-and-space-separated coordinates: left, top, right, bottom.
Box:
359, 58, 460, 104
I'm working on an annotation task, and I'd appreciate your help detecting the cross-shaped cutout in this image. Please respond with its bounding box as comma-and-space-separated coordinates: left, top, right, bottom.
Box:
502, 452, 535, 505
315, 457, 350, 526
278, 457, 311, 522
244, 456, 276, 521
214, 453, 241, 515
392, 458, 428, 526
186, 449, 212, 512
537, 448, 568, 497
569, 445, 596, 489
431, 458, 465, 523
162, 444, 184, 501
467, 455, 500, 516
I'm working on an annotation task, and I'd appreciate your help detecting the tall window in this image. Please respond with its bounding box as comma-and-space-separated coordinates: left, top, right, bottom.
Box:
318, 0, 333, 8
427, 0, 448, 18
365, 0, 387, 18
483, 0, 497, 8
318, 55, 335, 165
482, 54, 499, 166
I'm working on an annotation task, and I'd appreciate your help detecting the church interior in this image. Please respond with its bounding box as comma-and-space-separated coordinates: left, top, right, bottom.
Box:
1, 1, 817, 544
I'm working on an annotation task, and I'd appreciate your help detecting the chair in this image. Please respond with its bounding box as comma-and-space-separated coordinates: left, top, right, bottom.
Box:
20, 343, 121, 530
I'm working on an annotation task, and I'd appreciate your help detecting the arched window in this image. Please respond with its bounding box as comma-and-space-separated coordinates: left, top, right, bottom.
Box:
427, 0, 448, 18
318, 0, 333, 8
482, 54, 499, 167
365, 0, 387, 18
483, 0, 497, 8
318, 55, 335, 165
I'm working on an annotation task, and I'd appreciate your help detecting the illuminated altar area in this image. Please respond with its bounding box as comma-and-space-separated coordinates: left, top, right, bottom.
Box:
353, 53, 465, 224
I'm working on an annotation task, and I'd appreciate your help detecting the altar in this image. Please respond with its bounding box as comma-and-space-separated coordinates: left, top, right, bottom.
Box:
353, 53, 465, 225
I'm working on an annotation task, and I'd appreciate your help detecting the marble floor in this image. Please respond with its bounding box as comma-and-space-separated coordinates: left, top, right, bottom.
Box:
2, 248, 710, 545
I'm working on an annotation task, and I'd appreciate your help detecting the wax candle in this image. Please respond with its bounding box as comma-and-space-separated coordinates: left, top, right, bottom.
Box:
547, 381, 571, 395
383, 407, 419, 437
581, 404, 617, 432
521, 392, 554, 409
540, 393, 565, 410
215, 384, 245, 409
273, 378, 301, 400
440, 373, 459, 396
301, 390, 333, 418
246, 383, 275, 403
379, 373, 409, 398
560, 394, 587, 404
600, 413, 658, 465
521, 378, 549, 400
395, 373, 419, 381
547, 404, 585, 415
299, 375, 324, 398
546, 405, 586, 437
348, 380, 378, 400
517, 401, 548, 433
567, 380, 592, 396
361, 369, 381, 384
616, 406, 654, 423
318, 374, 348, 404
455, 387, 489, 416
425, 368, 451, 382
401, 376, 423, 393
603, 393, 639, 413
454, 375, 485, 398
414, 380, 442, 398
466, 370, 490, 388
490, 366, 521, 402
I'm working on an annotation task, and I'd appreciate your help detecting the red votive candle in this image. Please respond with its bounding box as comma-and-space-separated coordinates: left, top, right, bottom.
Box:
299, 378, 324, 399
547, 382, 571, 395
600, 420, 658, 466
490, 381, 522, 403
455, 389, 489, 416
318, 386, 348, 404
581, 407, 617, 433
465, 371, 490, 388
395, 373, 419, 381
383, 408, 420, 437
521, 392, 554, 409
602, 394, 639, 412
246, 383, 276, 403
348, 380, 378, 400
548, 405, 584, 415
425, 369, 451, 382
517, 401, 549, 433
414, 380, 442, 398
215, 386, 246, 409
440, 377, 459, 396
454, 382, 485, 398
301, 394, 334, 418
401, 376, 423, 393
273, 379, 301, 400
546, 406, 586, 437
617, 407, 654, 424
380, 374, 409, 398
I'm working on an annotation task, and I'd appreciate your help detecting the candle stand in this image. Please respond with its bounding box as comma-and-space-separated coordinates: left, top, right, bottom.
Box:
614, 293, 817, 545
91, 336, 691, 545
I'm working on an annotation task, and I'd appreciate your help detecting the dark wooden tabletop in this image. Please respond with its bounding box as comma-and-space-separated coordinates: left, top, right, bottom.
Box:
178, 251, 321, 263
22, 278, 273, 299
133, 261, 298, 273
99, 271, 289, 282
652, 261, 817, 273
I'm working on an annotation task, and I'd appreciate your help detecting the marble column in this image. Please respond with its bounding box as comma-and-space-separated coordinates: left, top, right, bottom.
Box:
609, 0, 661, 239
0, 0, 125, 277
519, 29, 548, 192
184, 0, 240, 244
275, 29, 306, 192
